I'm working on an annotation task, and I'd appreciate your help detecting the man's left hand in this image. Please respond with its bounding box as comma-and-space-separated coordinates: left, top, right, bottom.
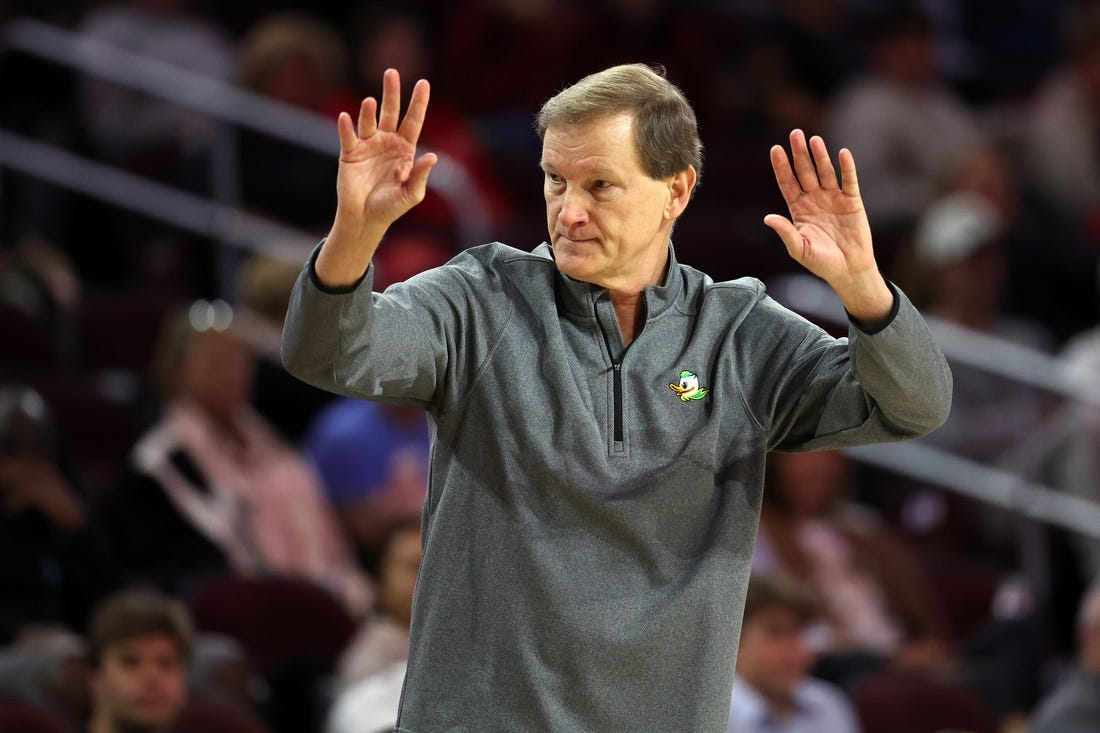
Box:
765, 129, 893, 327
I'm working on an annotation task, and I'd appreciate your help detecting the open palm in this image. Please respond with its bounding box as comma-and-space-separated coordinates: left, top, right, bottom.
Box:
765, 130, 877, 289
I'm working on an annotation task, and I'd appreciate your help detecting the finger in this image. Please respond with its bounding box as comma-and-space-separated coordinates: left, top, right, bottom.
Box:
763, 213, 797, 247
769, 144, 803, 206
789, 129, 819, 191
406, 152, 438, 204
358, 97, 378, 139
764, 214, 810, 266
378, 68, 401, 132
838, 148, 861, 198
399, 79, 431, 145
337, 111, 358, 153
810, 135, 838, 190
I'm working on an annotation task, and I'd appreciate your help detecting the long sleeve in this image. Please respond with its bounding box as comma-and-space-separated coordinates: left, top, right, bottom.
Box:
740, 284, 951, 452
281, 244, 516, 417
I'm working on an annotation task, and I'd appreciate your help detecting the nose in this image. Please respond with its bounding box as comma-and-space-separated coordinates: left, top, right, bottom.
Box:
557, 187, 589, 228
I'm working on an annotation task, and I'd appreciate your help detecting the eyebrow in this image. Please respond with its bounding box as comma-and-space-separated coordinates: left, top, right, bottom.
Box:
538, 162, 619, 179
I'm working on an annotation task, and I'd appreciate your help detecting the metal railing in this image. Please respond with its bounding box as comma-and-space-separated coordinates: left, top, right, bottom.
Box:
0, 17, 493, 260
768, 272, 1100, 543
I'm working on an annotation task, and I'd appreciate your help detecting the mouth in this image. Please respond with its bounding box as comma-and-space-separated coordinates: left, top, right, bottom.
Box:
556, 234, 599, 246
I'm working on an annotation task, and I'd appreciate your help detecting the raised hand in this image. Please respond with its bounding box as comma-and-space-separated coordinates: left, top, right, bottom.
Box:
336, 68, 438, 227
317, 69, 437, 288
765, 129, 893, 325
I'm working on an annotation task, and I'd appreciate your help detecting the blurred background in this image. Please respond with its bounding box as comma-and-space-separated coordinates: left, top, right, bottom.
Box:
1, 0, 1100, 732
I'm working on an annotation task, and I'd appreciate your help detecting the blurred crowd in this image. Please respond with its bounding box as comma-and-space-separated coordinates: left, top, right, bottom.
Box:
2, 0, 1100, 731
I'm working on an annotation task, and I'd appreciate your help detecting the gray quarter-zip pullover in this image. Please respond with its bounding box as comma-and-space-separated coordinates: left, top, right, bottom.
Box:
282, 241, 951, 733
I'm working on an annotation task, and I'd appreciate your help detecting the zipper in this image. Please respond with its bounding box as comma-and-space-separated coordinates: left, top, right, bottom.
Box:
612, 361, 623, 443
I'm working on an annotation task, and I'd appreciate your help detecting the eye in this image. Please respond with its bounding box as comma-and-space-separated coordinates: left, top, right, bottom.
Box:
593, 180, 611, 189
546, 172, 563, 185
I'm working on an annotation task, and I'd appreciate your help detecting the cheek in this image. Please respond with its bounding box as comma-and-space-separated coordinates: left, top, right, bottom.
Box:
96, 668, 137, 701
165, 670, 187, 697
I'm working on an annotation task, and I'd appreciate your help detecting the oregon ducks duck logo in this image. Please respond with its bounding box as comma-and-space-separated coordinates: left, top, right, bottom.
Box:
669, 370, 710, 402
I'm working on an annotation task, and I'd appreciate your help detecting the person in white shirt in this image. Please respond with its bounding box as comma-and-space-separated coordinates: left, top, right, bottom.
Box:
727, 573, 861, 733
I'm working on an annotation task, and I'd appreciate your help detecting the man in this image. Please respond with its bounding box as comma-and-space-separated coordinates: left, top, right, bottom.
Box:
282, 64, 951, 731
86, 589, 191, 733
1029, 578, 1100, 732
727, 574, 860, 733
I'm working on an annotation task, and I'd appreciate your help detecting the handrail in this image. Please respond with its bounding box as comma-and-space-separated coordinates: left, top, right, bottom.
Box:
846, 441, 1100, 541
0, 129, 316, 263
768, 271, 1100, 542
766, 272, 1100, 408
0, 17, 494, 247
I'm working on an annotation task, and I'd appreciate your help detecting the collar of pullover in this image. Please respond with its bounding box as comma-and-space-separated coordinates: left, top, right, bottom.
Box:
536, 241, 684, 322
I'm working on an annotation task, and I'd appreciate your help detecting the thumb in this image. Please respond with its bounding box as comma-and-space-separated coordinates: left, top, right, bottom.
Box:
407, 152, 438, 204
764, 214, 804, 259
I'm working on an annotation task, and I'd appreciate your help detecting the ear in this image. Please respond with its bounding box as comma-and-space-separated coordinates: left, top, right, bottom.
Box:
665, 165, 698, 221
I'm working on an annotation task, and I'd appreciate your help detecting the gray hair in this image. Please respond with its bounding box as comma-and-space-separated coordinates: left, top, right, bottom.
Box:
536, 64, 703, 188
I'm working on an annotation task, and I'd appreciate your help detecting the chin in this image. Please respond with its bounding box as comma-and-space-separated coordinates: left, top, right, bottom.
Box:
553, 250, 601, 284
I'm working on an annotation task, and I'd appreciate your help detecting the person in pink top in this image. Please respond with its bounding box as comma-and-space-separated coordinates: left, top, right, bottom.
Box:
107, 300, 372, 616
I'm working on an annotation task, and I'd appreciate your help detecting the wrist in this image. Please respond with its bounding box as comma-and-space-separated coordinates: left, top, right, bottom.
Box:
834, 271, 894, 328
315, 216, 388, 289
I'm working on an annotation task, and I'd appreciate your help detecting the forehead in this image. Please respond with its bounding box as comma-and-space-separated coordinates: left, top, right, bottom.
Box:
106, 634, 184, 659
540, 112, 642, 172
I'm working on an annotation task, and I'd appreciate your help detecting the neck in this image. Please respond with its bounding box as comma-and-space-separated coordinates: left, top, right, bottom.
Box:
609, 291, 645, 347
760, 686, 800, 721
605, 247, 669, 346
180, 398, 249, 450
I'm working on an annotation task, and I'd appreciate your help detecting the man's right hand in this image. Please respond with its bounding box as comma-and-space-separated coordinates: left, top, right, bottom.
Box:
316, 68, 438, 289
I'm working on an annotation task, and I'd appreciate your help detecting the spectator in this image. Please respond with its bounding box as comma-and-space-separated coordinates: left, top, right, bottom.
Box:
85, 588, 192, 733
187, 633, 267, 716
436, 0, 588, 238
902, 189, 1062, 572
349, 5, 515, 243
235, 253, 337, 443
77, 0, 235, 164
826, 5, 983, 239
305, 398, 428, 560
328, 519, 422, 733
0, 385, 112, 643
756, 450, 1041, 717
942, 146, 1098, 344
335, 519, 421, 690
236, 11, 350, 230
236, 11, 350, 116
1029, 577, 1100, 732
0, 628, 91, 731
107, 301, 371, 615
912, 190, 1054, 464
755, 450, 952, 682
1021, 5, 1100, 221
727, 573, 860, 733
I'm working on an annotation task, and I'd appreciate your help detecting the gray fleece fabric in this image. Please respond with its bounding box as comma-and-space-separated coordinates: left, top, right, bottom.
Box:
282, 241, 951, 733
